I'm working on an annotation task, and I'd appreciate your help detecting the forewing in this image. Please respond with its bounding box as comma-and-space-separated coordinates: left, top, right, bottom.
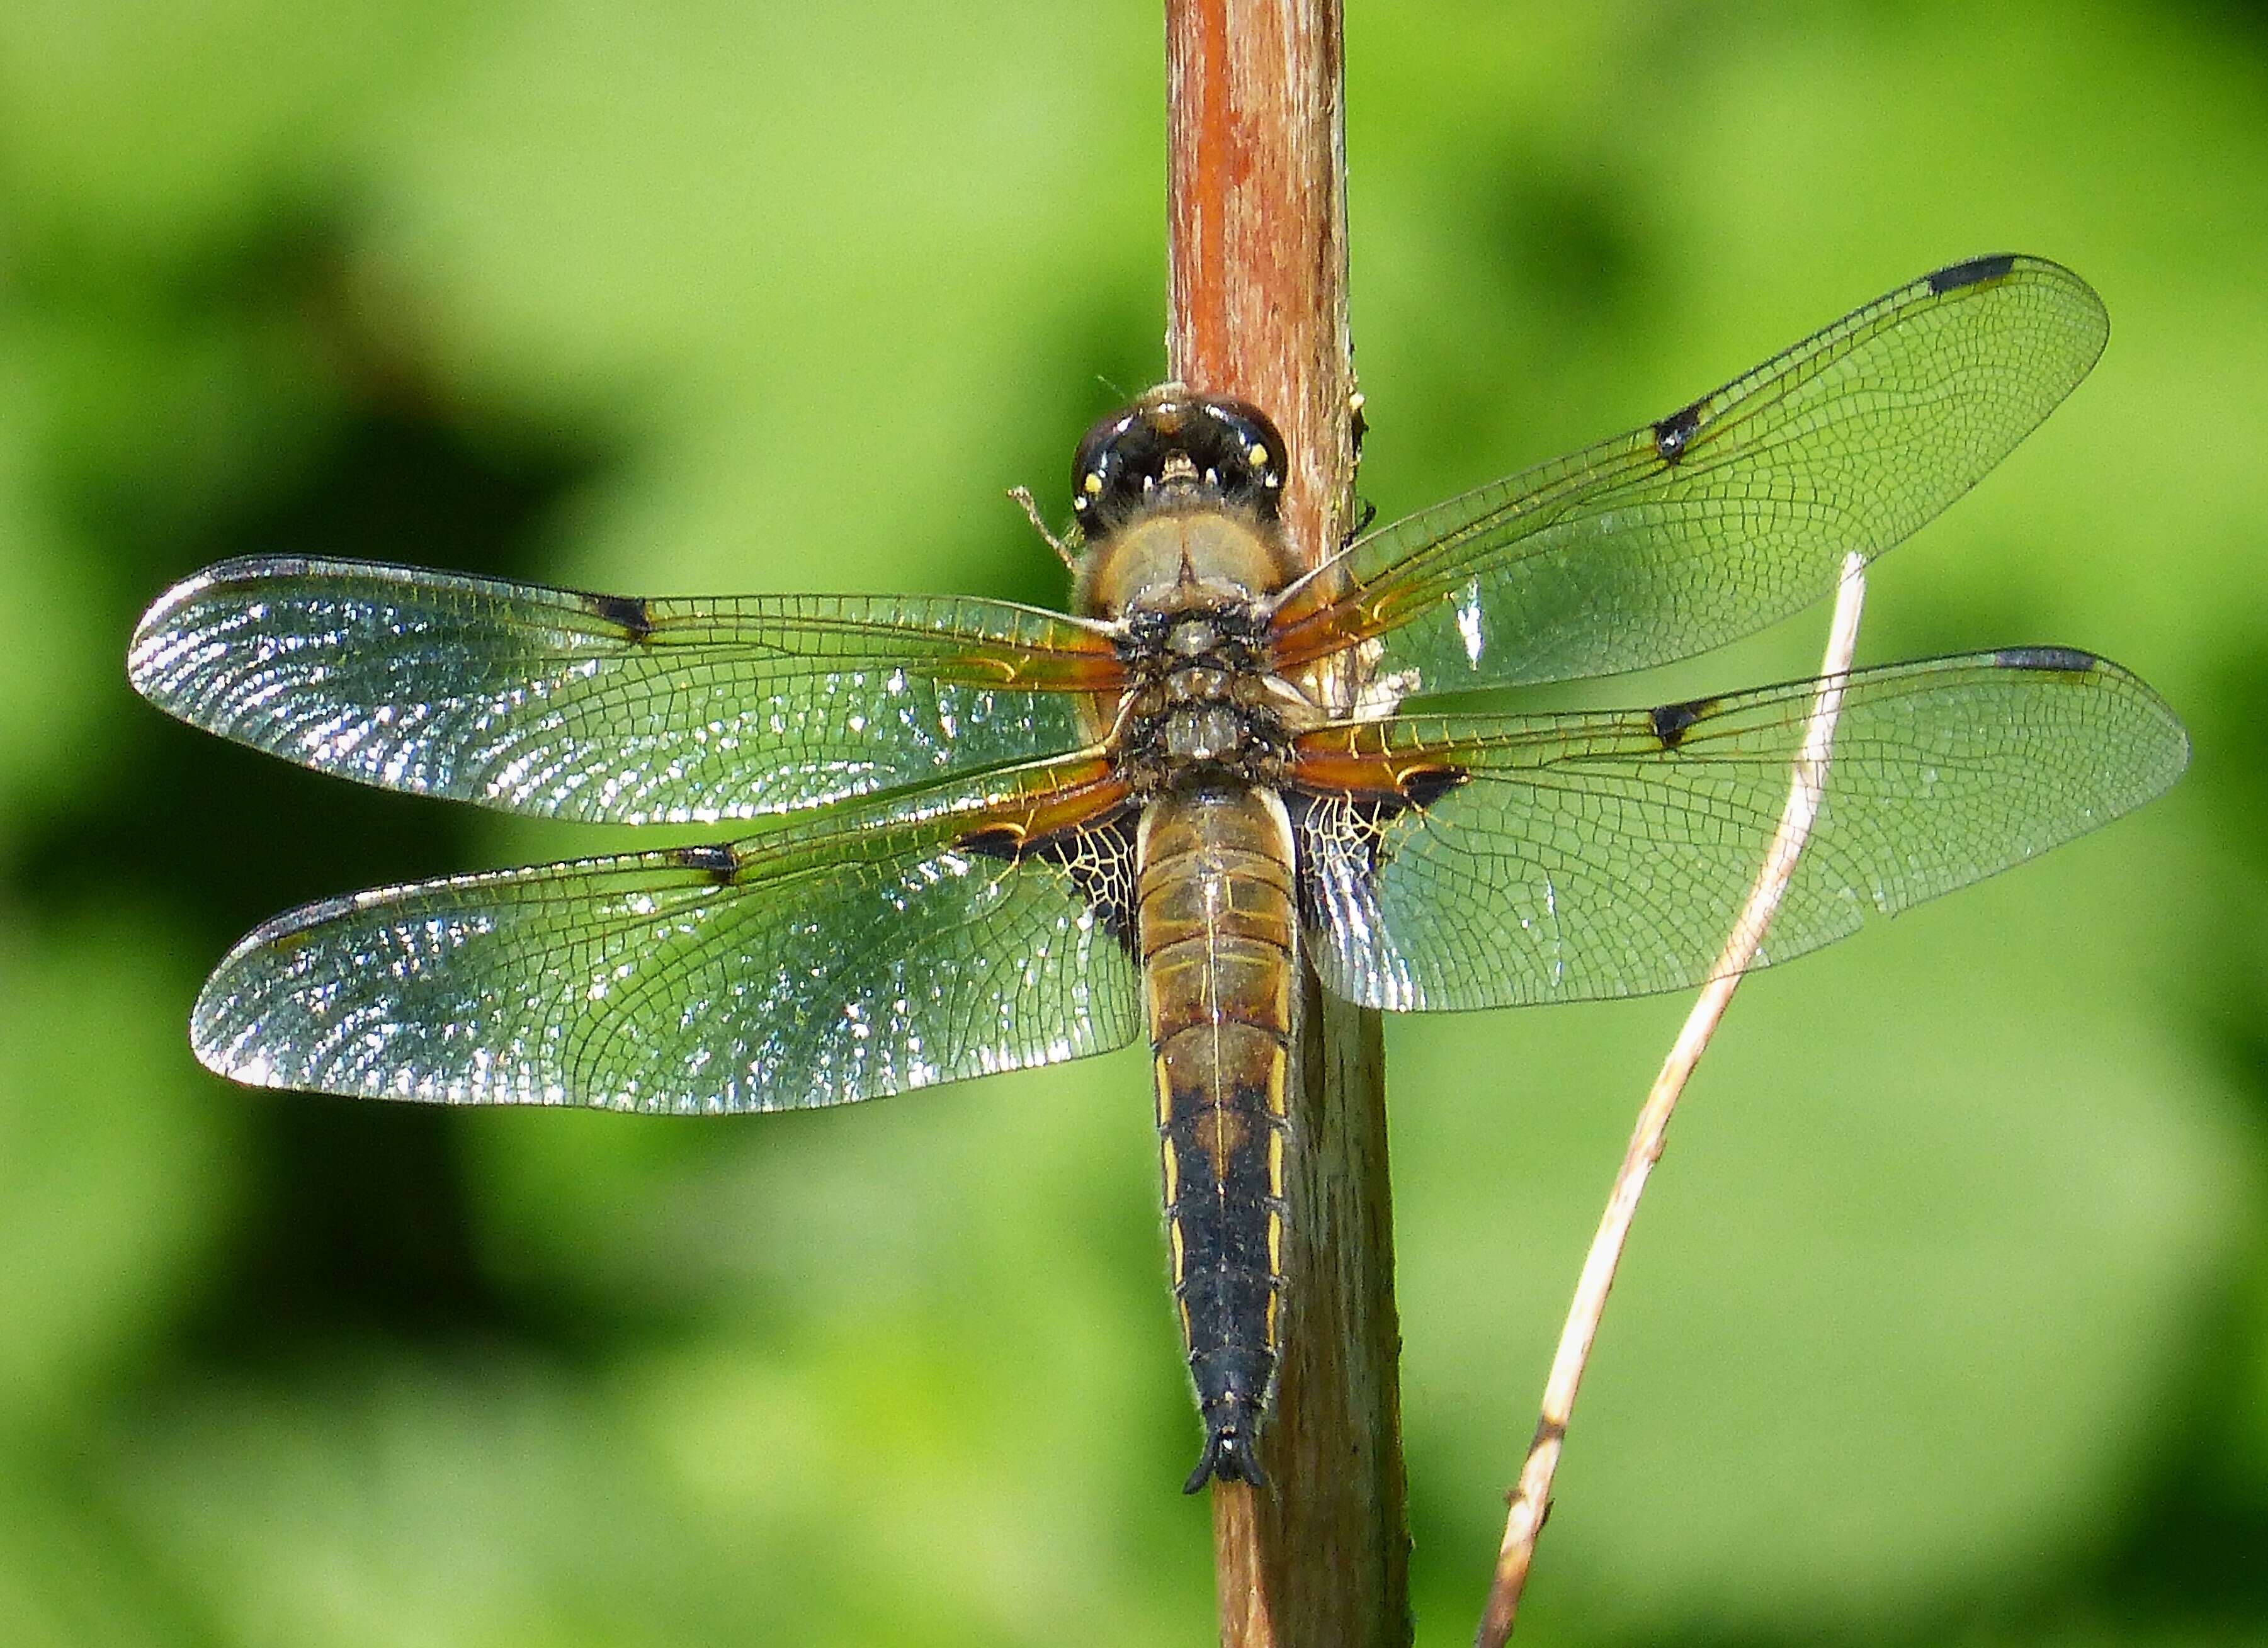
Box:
1296, 650, 2187, 1012
191, 759, 1143, 1112
129, 555, 1122, 824
1270, 257, 2108, 692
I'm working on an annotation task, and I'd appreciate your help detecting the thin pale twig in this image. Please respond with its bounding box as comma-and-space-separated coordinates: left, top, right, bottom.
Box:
1474, 551, 1870, 1648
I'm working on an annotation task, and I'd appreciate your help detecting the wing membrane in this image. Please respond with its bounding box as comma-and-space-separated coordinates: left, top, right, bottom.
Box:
129, 556, 1123, 824
1271, 256, 2108, 692
1296, 650, 2187, 1011
191, 755, 1143, 1112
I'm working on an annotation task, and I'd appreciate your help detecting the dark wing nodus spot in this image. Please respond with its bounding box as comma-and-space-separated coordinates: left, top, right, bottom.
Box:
668, 844, 740, 884
593, 592, 656, 642
1650, 698, 1710, 748
1993, 645, 2099, 675
1652, 400, 1703, 465
1927, 253, 2019, 294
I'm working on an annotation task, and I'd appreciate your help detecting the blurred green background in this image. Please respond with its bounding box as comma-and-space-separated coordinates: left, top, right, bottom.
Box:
3, 1, 2263, 1642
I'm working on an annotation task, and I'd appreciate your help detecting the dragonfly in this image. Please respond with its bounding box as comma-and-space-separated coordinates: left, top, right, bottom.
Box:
128, 254, 2188, 1492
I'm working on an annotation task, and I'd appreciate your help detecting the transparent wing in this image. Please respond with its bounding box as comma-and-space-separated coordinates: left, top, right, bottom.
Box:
129, 555, 1124, 825
1269, 256, 2108, 692
191, 757, 1143, 1112
1294, 649, 2187, 1012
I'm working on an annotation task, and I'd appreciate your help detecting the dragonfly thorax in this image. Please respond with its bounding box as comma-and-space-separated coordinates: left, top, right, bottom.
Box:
1112, 602, 1305, 793
1075, 507, 1304, 621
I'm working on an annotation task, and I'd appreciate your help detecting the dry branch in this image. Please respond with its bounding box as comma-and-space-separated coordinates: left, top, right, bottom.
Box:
1475, 553, 1871, 1647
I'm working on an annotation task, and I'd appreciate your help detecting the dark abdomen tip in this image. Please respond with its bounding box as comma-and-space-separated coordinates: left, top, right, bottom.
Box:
1184, 1419, 1269, 1493
591, 592, 656, 641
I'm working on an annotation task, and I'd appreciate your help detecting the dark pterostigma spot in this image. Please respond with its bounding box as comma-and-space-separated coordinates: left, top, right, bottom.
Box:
1927, 253, 2017, 295
593, 592, 655, 641
1652, 400, 1703, 465
1650, 699, 1708, 747
1993, 645, 2097, 675
669, 844, 740, 883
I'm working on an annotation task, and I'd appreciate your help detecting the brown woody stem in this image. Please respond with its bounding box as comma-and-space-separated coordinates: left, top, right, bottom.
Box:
1162, 3, 1412, 1644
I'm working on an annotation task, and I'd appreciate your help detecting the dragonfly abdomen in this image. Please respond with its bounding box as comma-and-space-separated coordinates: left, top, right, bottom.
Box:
1135, 784, 1296, 1492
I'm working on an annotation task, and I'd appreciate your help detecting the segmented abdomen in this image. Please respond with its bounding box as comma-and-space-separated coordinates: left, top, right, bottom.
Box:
1135, 784, 1295, 1491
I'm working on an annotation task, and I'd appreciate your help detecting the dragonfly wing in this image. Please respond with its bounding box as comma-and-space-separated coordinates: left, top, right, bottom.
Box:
1271, 256, 2108, 692
192, 757, 1143, 1111
129, 555, 1123, 824
1293, 649, 2187, 1012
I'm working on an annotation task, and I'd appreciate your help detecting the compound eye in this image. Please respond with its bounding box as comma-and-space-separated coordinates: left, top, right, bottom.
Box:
1198, 398, 1289, 517
1070, 409, 1137, 515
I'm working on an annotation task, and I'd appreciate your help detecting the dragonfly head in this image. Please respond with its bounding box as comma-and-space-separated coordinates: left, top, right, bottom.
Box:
1069, 388, 1287, 543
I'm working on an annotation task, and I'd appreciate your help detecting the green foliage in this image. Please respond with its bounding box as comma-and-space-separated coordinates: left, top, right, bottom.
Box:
2, 1, 2263, 1642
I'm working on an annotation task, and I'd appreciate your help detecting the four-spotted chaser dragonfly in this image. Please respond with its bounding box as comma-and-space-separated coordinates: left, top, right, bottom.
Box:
128, 254, 2188, 1491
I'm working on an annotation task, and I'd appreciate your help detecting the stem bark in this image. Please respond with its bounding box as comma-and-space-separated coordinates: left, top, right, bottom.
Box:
1163, 3, 1412, 1643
